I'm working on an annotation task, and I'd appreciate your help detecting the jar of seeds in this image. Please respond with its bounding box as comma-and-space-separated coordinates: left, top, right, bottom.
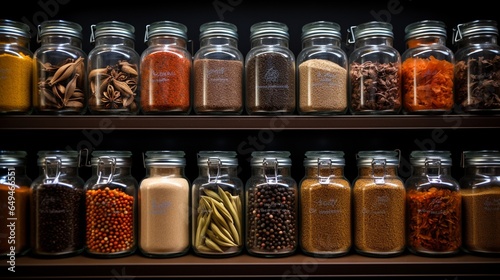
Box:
0, 151, 31, 257
84, 150, 138, 258
245, 151, 298, 257
299, 151, 351, 257
405, 150, 461, 256
31, 150, 85, 257
347, 21, 402, 114
460, 150, 500, 255
32, 19, 87, 114
87, 21, 139, 114
191, 151, 244, 257
245, 21, 296, 114
352, 150, 406, 257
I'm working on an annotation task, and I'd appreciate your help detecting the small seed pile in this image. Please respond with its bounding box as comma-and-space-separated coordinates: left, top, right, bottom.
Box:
86, 187, 135, 254
194, 187, 242, 254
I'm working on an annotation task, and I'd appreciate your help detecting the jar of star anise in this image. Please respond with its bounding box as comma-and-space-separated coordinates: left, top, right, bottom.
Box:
32, 19, 87, 114
87, 21, 140, 114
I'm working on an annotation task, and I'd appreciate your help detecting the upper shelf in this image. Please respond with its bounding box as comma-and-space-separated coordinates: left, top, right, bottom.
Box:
1, 114, 500, 130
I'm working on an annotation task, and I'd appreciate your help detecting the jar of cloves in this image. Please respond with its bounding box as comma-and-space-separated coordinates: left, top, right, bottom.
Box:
87, 21, 140, 114
347, 21, 402, 114
32, 19, 87, 114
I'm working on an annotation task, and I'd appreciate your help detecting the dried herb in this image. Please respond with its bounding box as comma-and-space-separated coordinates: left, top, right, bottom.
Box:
407, 187, 461, 253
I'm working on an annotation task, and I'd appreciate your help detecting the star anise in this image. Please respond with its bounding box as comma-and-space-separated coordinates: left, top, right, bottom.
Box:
101, 84, 122, 109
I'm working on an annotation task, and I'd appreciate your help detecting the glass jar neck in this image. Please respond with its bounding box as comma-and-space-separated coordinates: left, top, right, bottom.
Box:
94, 35, 135, 48
251, 37, 289, 48
147, 35, 187, 48
305, 165, 344, 177
358, 165, 398, 177
406, 35, 446, 48
40, 35, 82, 48
251, 165, 291, 177
456, 35, 498, 49
200, 36, 238, 48
302, 37, 341, 48
198, 165, 239, 178
0, 34, 30, 48
355, 36, 393, 48
465, 166, 500, 176
39, 165, 79, 178
146, 166, 184, 177
92, 165, 132, 177
4, 165, 27, 176
411, 165, 452, 176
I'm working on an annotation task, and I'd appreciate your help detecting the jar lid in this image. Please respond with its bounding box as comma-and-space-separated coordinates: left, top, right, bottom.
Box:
250, 21, 289, 41
250, 151, 291, 166
199, 21, 238, 41
0, 19, 30, 38
37, 150, 80, 166
410, 150, 452, 166
144, 150, 186, 166
303, 150, 345, 166
0, 150, 28, 165
197, 151, 238, 166
91, 21, 135, 42
404, 20, 447, 41
37, 19, 83, 41
144, 20, 188, 42
347, 21, 393, 44
301, 21, 341, 41
462, 150, 500, 166
356, 150, 399, 166
453, 20, 498, 45
90, 150, 133, 166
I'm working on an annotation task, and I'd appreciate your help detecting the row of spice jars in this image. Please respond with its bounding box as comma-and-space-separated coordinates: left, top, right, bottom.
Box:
2, 149, 499, 258
1, 18, 499, 116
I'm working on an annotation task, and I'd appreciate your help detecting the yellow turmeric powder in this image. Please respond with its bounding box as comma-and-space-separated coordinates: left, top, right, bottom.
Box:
0, 52, 33, 113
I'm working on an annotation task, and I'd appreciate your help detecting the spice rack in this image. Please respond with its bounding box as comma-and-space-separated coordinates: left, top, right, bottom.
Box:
2, 0, 500, 278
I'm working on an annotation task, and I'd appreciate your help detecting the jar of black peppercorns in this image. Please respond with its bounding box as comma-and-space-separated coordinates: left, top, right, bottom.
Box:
245, 151, 298, 257
31, 150, 86, 257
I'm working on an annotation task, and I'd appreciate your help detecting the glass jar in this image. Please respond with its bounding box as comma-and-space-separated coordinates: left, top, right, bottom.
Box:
347, 21, 402, 114
402, 20, 455, 114
453, 20, 500, 113
32, 19, 87, 114
31, 150, 85, 257
140, 21, 191, 114
245, 21, 296, 115
192, 151, 244, 257
193, 21, 243, 115
459, 150, 500, 255
405, 150, 461, 256
0, 19, 33, 114
0, 151, 31, 257
84, 150, 138, 258
352, 150, 406, 257
297, 21, 348, 115
245, 151, 298, 257
299, 151, 351, 257
87, 21, 139, 114
138, 151, 190, 257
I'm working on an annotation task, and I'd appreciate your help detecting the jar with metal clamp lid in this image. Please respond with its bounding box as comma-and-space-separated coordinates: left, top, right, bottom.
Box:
32, 19, 87, 114
459, 150, 500, 255
453, 20, 500, 113
299, 151, 351, 257
352, 150, 406, 257
84, 150, 138, 257
88, 21, 139, 114
31, 150, 85, 257
347, 21, 402, 114
245, 151, 298, 257
191, 151, 244, 257
405, 150, 461, 256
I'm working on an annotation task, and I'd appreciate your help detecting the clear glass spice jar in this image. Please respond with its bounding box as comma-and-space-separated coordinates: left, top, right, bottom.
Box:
459, 150, 500, 255
192, 151, 244, 257
138, 151, 190, 258
352, 150, 406, 257
140, 21, 191, 114
87, 21, 139, 114
32, 19, 87, 114
405, 150, 461, 256
297, 21, 348, 115
402, 20, 455, 114
299, 151, 351, 257
0, 151, 31, 257
0, 19, 33, 114
31, 150, 85, 257
193, 21, 243, 115
453, 20, 500, 113
84, 150, 138, 258
245, 21, 296, 115
245, 151, 298, 257
347, 21, 402, 114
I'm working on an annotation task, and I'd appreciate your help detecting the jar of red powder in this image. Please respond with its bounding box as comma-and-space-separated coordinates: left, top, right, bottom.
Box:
140, 21, 191, 114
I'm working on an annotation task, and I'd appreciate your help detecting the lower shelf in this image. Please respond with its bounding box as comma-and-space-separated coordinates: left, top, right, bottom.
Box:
3, 252, 500, 278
